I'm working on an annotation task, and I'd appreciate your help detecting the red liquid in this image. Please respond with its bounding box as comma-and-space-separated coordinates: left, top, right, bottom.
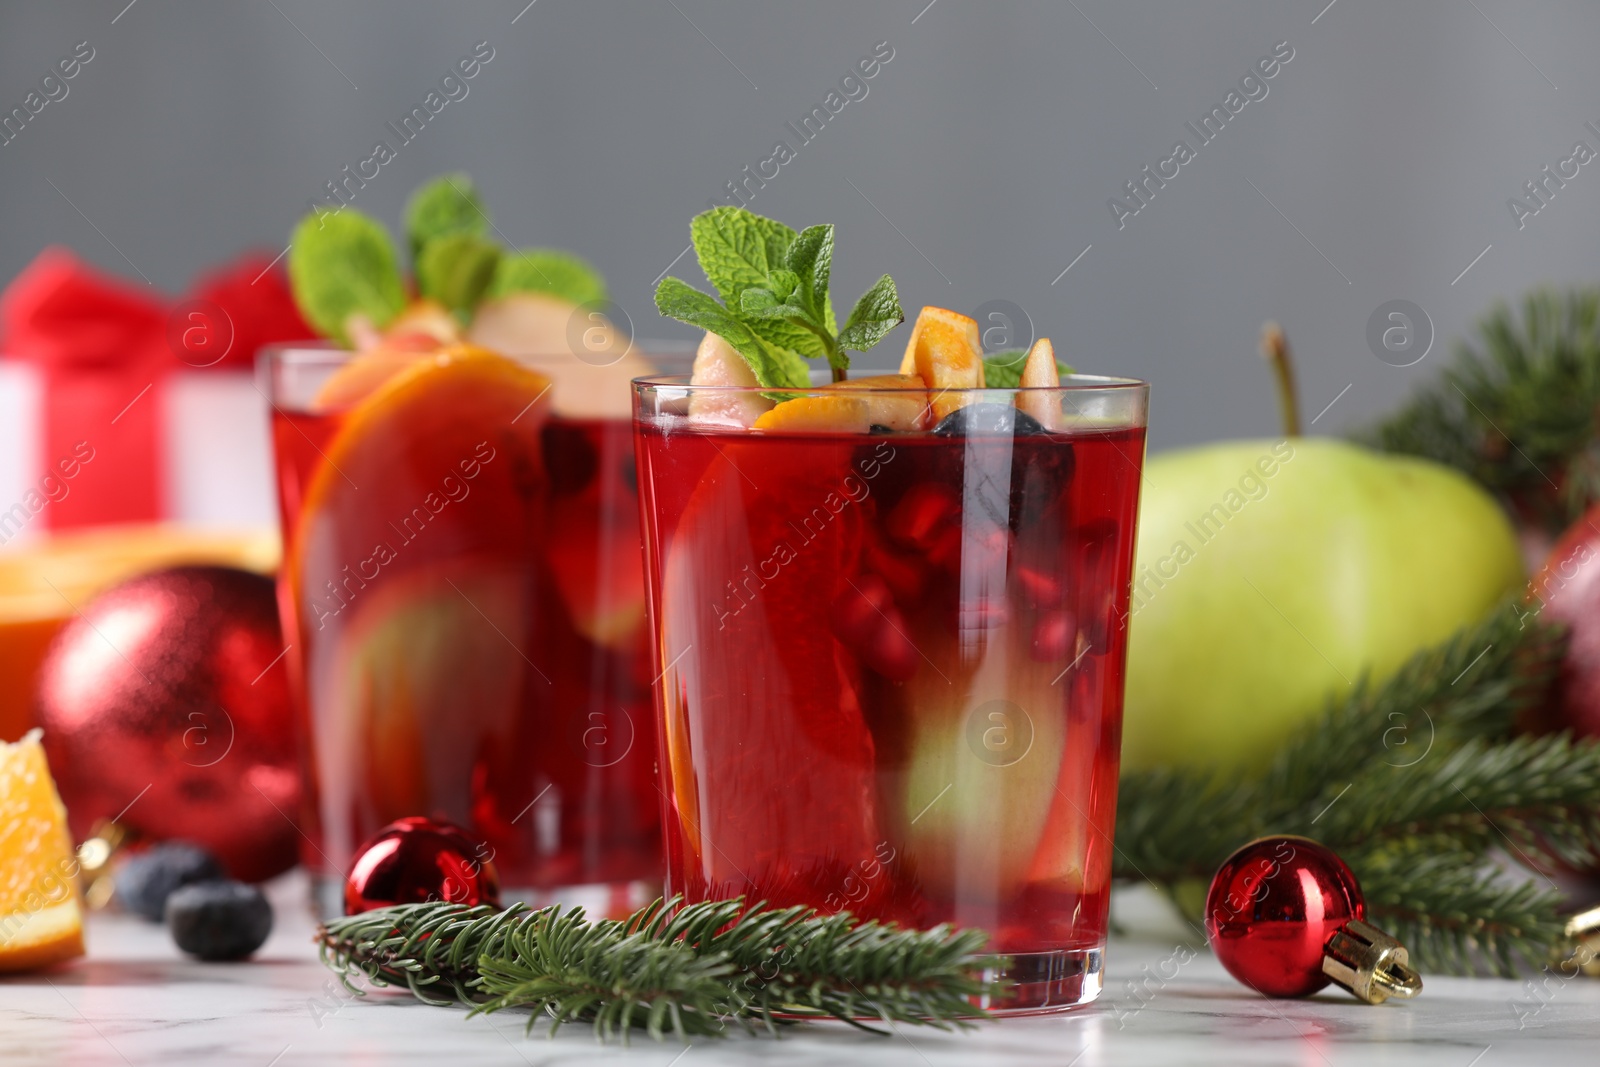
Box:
635, 419, 1144, 1003
272, 405, 661, 905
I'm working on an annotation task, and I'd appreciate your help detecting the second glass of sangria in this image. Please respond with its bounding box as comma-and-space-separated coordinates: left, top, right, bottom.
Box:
268, 324, 682, 917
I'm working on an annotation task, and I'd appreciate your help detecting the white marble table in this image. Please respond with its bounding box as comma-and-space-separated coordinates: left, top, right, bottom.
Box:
4, 875, 1598, 1066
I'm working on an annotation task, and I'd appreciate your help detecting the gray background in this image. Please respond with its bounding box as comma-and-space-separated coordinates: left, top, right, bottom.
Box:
1, 0, 1595, 451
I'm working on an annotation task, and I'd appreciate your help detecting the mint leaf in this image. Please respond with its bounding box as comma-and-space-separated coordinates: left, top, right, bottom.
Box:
656, 276, 808, 389
490, 248, 607, 307
691, 207, 796, 305
739, 287, 816, 330
740, 288, 780, 315
982, 350, 1075, 389
661, 208, 902, 383
765, 270, 800, 303
404, 173, 488, 262
837, 274, 903, 354
416, 233, 501, 318
784, 225, 833, 326
288, 209, 406, 345
690, 207, 829, 362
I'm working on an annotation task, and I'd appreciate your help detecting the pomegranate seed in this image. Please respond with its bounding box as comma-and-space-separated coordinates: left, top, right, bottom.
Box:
1031, 608, 1075, 662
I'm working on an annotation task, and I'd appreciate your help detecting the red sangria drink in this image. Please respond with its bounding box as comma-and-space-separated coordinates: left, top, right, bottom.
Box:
635, 298, 1147, 1011
268, 341, 673, 917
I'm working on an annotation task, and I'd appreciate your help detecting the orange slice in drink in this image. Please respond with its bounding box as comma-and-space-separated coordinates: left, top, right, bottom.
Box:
897, 307, 983, 420
308, 300, 463, 413
0, 729, 84, 972
310, 349, 429, 412
287, 345, 553, 838
291, 343, 552, 585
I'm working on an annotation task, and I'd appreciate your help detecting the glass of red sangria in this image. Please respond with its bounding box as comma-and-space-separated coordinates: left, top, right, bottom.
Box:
633, 308, 1147, 1012
267, 337, 683, 918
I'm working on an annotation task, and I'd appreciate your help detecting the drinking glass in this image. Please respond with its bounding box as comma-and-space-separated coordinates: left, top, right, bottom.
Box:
267, 342, 685, 917
632, 373, 1148, 1011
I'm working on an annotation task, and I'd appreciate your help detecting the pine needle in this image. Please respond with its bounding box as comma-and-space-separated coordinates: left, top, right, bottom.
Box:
316, 896, 1001, 1043
1361, 287, 1600, 533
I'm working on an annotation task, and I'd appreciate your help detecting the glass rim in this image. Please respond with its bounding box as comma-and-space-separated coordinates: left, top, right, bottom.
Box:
630, 371, 1148, 393
260, 338, 698, 369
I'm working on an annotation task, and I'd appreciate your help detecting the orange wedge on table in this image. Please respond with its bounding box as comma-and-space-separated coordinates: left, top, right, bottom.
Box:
0, 730, 84, 972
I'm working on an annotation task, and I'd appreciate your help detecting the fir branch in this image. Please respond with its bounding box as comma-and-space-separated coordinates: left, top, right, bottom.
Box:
470, 905, 738, 1040
318, 900, 532, 1005
1113, 603, 1591, 974
710, 908, 994, 1031
316, 897, 999, 1043
1113, 602, 1564, 884
1111, 767, 1250, 883
1315, 734, 1600, 852
1361, 288, 1600, 533
1354, 846, 1566, 978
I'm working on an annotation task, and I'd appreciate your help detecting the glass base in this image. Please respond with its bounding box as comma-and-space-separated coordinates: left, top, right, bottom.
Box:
310, 875, 661, 922
974, 946, 1104, 1015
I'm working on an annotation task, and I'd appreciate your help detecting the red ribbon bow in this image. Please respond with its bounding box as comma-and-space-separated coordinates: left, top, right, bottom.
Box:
0, 247, 315, 529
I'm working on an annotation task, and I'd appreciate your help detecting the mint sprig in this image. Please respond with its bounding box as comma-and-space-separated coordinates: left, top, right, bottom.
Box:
404, 172, 489, 262
288, 173, 611, 345
416, 233, 501, 318
491, 248, 607, 307
288, 209, 406, 345
656, 276, 808, 388
657, 206, 904, 387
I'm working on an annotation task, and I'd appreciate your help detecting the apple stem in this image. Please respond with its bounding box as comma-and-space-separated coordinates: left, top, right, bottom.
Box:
1259, 321, 1301, 437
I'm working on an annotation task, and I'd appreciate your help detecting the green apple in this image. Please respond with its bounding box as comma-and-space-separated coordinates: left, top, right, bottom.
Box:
1121, 437, 1523, 773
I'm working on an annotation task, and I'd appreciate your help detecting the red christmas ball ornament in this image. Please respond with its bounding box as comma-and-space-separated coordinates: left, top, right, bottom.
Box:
344, 817, 500, 915
37, 566, 299, 883
1205, 835, 1422, 1004
1530, 506, 1600, 738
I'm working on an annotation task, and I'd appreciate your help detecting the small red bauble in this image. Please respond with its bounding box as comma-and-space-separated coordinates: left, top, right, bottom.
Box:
344, 817, 501, 915
1204, 835, 1364, 997
37, 566, 299, 882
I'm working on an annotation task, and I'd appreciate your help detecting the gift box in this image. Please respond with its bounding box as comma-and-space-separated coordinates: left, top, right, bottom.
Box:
0, 248, 312, 740
0, 247, 318, 537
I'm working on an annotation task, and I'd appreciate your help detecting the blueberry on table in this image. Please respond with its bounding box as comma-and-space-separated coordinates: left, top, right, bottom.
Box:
114, 842, 225, 922
165, 881, 273, 961
932, 403, 1046, 438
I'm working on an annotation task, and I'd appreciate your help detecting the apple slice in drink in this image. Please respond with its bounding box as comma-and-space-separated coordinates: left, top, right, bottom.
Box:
897, 626, 1068, 911
685, 332, 773, 428
469, 291, 652, 420
1017, 337, 1063, 430
314, 561, 530, 832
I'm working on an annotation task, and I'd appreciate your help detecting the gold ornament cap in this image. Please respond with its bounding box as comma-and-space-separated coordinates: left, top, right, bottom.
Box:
1322, 919, 1424, 1004
1558, 904, 1600, 977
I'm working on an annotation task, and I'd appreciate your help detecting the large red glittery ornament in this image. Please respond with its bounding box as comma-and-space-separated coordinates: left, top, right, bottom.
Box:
36, 566, 299, 882
1204, 835, 1365, 997
344, 817, 501, 915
